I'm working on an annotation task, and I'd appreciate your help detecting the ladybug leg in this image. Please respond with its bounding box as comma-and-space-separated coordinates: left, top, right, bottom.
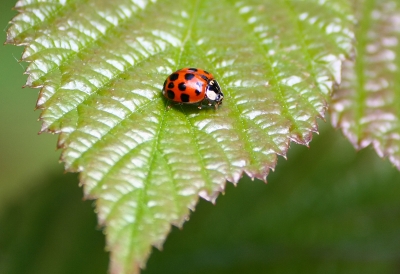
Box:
164, 100, 172, 110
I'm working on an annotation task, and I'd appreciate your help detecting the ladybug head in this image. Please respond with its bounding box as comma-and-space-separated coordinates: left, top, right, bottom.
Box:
206, 80, 224, 106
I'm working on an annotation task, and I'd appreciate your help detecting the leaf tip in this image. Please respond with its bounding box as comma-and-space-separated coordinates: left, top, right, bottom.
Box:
110, 258, 141, 274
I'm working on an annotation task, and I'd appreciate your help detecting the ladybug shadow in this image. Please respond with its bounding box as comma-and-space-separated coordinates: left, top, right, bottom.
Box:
161, 96, 219, 114
167, 102, 219, 116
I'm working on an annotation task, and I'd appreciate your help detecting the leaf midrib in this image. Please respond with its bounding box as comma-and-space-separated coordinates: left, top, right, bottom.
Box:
125, 104, 169, 270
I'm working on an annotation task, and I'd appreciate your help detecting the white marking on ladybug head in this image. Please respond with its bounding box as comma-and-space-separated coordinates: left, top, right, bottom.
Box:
206, 89, 218, 101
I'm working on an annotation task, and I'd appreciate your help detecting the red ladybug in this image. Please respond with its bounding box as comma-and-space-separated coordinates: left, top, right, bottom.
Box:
162, 68, 223, 109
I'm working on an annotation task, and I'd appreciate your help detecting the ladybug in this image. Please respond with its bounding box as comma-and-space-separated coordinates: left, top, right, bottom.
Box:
162, 68, 223, 109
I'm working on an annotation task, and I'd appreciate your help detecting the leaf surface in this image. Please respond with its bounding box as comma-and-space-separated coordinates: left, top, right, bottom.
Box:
6, 0, 354, 273
331, 0, 400, 169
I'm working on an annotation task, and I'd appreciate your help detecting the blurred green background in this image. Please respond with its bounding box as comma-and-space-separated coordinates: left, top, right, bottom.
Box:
1, 0, 400, 273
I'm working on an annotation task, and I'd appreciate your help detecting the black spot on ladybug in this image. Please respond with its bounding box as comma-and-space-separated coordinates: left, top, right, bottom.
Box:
185, 73, 195, 80
168, 82, 174, 89
204, 70, 210, 74
195, 89, 201, 95
169, 73, 179, 81
178, 82, 186, 91
180, 93, 190, 102
167, 90, 175, 99
188, 68, 198, 71
163, 80, 167, 90
200, 75, 209, 81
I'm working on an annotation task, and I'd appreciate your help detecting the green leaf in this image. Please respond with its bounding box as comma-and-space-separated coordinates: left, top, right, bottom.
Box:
331, 0, 400, 169
6, 0, 354, 273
